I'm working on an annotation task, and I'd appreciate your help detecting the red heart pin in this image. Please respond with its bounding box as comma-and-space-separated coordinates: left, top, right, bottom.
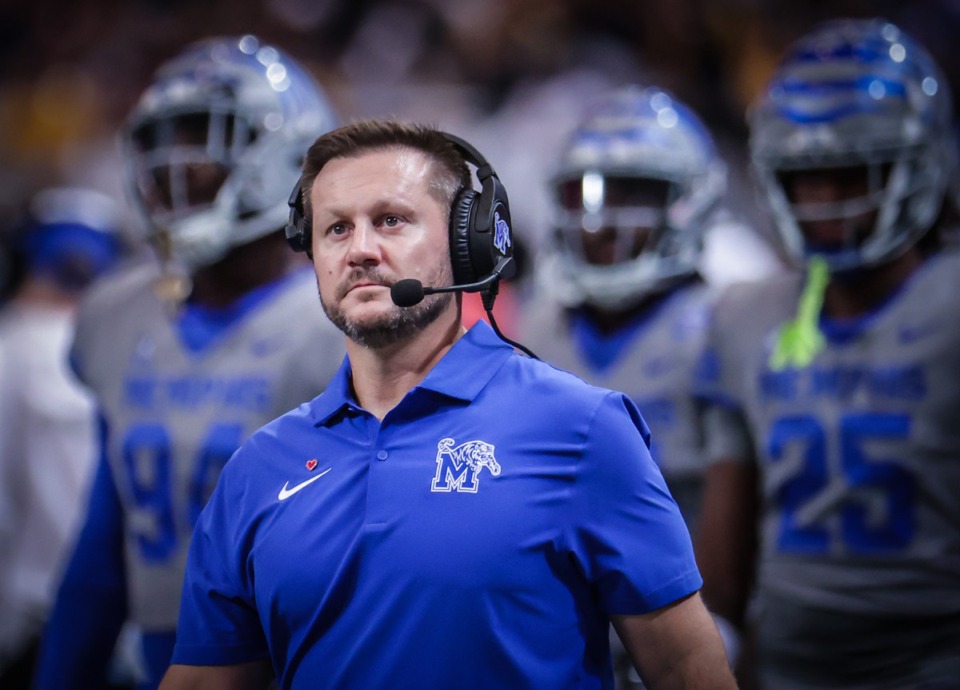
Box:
306, 459, 318, 471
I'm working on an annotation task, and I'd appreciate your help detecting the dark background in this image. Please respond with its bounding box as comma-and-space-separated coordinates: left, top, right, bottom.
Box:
1, 0, 957, 280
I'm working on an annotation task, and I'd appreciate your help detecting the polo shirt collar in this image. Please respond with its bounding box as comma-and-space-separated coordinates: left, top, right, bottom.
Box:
309, 321, 514, 426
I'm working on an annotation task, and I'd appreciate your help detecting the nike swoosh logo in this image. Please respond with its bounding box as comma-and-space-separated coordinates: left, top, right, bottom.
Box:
278, 468, 332, 501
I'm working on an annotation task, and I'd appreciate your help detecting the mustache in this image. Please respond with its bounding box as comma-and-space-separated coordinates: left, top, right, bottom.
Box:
335, 267, 396, 300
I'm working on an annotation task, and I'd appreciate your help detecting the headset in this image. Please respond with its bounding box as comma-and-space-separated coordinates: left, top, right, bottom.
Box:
284, 131, 535, 357
285, 132, 515, 285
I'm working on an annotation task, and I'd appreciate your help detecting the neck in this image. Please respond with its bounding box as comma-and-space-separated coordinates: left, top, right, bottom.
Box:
578, 277, 695, 334
188, 232, 296, 309
823, 248, 924, 319
346, 305, 465, 420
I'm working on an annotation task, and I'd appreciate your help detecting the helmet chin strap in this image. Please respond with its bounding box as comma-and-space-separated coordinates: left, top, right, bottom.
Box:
150, 227, 193, 305
146, 207, 228, 308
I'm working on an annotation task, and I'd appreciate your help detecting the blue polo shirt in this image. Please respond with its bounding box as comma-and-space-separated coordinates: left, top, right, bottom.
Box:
172, 321, 701, 689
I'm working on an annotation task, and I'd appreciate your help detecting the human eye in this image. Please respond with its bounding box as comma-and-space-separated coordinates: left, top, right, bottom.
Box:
326, 222, 349, 238
381, 214, 405, 229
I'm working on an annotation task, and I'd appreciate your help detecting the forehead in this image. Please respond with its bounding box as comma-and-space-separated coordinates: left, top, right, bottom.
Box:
310, 147, 435, 212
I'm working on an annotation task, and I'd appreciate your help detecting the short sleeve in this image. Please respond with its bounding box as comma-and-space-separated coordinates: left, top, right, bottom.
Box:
701, 402, 755, 466
171, 465, 270, 666
692, 280, 752, 410
565, 393, 703, 614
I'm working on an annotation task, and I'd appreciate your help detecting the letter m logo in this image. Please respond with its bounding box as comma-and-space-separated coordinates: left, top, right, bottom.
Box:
430, 437, 501, 494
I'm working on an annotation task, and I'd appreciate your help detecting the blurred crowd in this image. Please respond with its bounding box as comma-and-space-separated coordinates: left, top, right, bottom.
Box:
2, 0, 959, 271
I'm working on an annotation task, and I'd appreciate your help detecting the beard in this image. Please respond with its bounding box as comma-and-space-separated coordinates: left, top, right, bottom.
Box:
320, 265, 454, 349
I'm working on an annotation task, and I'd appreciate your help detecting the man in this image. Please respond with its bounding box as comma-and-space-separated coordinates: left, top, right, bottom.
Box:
0, 187, 125, 688
35, 36, 344, 690
160, 120, 736, 689
523, 84, 732, 534
695, 18, 960, 689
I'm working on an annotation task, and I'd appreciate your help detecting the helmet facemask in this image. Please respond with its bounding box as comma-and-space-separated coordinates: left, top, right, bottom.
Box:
550, 172, 703, 309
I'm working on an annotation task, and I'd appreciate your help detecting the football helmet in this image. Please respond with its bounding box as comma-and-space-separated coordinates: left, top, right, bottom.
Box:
123, 34, 337, 270
749, 18, 956, 271
542, 85, 726, 310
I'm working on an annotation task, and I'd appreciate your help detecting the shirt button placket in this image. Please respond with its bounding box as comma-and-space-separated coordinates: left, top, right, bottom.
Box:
365, 446, 392, 525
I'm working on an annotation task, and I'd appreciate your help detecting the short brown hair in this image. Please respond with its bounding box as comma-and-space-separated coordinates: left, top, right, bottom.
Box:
300, 119, 471, 224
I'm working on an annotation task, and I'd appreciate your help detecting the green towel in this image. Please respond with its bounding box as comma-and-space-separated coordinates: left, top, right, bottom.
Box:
769, 256, 829, 370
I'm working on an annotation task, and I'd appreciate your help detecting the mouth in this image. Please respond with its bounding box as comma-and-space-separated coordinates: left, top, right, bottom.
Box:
350, 281, 386, 291
336, 268, 395, 300
340, 280, 390, 300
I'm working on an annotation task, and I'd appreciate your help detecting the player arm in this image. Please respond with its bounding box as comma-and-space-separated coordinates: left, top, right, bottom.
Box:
159, 660, 274, 690
612, 592, 736, 690
36, 415, 128, 690
694, 403, 759, 628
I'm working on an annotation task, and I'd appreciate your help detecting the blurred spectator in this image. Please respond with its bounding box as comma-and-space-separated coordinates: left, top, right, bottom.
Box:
0, 186, 125, 688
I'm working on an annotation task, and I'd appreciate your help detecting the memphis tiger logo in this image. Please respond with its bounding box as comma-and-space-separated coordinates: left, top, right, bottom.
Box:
431, 437, 501, 493
493, 210, 512, 255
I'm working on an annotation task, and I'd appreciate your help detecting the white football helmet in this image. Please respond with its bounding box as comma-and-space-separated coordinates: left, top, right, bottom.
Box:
541, 85, 726, 310
123, 35, 337, 270
749, 18, 956, 272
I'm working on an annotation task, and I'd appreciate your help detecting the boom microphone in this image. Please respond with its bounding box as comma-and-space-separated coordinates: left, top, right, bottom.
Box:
388, 256, 538, 359
390, 279, 429, 308
389, 256, 512, 308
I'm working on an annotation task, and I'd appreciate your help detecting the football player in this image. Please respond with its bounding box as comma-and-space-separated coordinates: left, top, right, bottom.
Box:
522, 85, 732, 533
35, 35, 344, 690
695, 18, 960, 688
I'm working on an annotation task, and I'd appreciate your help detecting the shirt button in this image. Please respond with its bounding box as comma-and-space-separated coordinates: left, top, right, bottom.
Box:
376, 450, 389, 461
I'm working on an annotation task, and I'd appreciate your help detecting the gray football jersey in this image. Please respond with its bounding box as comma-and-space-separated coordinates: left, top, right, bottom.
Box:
72, 263, 345, 630
521, 283, 713, 527
697, 249, 960, 619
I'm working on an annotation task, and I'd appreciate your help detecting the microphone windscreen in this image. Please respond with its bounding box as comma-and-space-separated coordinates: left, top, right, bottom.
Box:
390, 279, 426, 307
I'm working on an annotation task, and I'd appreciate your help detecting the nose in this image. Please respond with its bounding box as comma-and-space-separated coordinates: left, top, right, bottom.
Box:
346, 222, 381, 266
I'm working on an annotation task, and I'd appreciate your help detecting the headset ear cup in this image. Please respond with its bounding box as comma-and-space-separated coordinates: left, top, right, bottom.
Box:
285, 178, 312, 256
449, 189, 478, 284
284, 214, 310, 254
